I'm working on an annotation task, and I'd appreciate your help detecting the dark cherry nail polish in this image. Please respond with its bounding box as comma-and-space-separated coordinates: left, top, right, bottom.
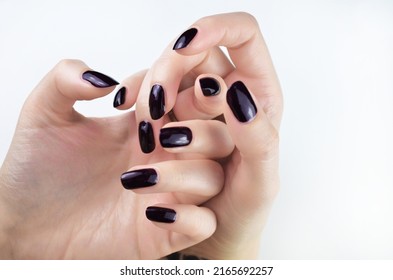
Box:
82, 70, 119, 88
173, 28, 198, 50
149, 84, 165, 120
146, 206, 177, 223
139, 121, 155, 153
160, 127, 192, 148
226, 81, 258, 123
113, 87, 126, 107
121, 168, 158, 190
199, 77, 220, 96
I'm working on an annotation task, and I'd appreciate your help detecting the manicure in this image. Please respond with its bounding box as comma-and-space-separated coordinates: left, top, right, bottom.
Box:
146, 206, 177, 223
226, 81, 258, 123
173, 28, 198, 50
139, 120, 155, 153
149, 84, 165, 120
113, 87, 126, 107
121, 168, 158, 190
199, 77, 220, 96
160, 127, 192, 148
82, 70, 119, 88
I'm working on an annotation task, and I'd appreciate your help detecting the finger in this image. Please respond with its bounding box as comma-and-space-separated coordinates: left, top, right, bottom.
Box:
135, 47, 233, 153
172, 74, 227, 121
28, 59, 119, 120
113, 69, 148, 110
121, 159, 224, 205
173, 12, 283, 128
173, 12, 275, 80
145, 204, 216, 255
159, 120, 234, 159
224, 80, 279, 204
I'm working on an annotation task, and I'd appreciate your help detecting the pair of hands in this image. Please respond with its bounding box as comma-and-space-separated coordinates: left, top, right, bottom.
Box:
0, 12, 282, 259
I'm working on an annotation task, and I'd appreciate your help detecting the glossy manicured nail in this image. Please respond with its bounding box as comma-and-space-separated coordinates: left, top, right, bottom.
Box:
173, 28, 198, 50
82, 70, 119, 88
160, 127, 192, 148
149, 84, 165, 120
199, 77, 220, 96
139, 121, 155, 153
113, 87, 126, 107
121, 168, 158, 190
226, 81, 258, 123
146, 206, 177, 223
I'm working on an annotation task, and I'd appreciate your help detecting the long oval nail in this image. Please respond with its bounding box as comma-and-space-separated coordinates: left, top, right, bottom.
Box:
160, 127, 192, 148
199, 77, 220, 96
149, 84, 165, 120
226, 81, 258, 123
82, 70, 119, 88
113, 87, 126, 107
173, 28, 198, 50
146, 206, 177, 223
139, 121, 155, 153
121, 168, 158, 190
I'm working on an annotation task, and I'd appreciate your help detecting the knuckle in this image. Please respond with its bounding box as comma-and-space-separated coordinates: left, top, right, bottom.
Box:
238, 12, 259, 27
54, 59, 81, 73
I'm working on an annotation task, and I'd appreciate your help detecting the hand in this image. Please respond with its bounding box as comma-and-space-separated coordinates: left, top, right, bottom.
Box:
0, 60, 233, 259
132, 12, 283, 259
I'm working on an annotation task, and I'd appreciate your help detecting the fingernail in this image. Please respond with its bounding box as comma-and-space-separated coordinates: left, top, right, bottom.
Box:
149, 84, 165, 120
82, 70, 119, 88
146, 206, 177, 223
139, 121, 155, 153
113, 87, 126, 107
199, 77, 220, 96
160, 127, 192, 148
173, 28, 198, 50
121, 168, 158, 190
226, 81, 258, 123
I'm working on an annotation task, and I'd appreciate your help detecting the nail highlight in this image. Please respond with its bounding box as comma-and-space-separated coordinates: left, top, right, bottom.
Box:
226, 81, 258, 123
149, 84, 165, 120
121, 168, 158, 190
199, 77, 220, 96
146, 206, 177, 223
82, 70, 119, 88
113, 87, 126, 107
160, 127, 192, 148
173, 28, 198, 50
139, 121, 155, 153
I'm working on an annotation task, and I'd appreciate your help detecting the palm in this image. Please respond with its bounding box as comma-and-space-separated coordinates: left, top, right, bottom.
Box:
6, 109, 186, 259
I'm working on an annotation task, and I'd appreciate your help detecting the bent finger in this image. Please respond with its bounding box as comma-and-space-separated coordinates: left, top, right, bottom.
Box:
145, 204, 216, 256
28, 59, 119, 121
159, 120, 234, 159
113, 69, 148, 110
173, 74, 227, 121
121, 160, 224, 204
173, 12, 275, 80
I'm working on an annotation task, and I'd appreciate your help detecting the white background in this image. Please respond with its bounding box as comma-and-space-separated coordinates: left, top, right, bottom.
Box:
0, 0, 392, 259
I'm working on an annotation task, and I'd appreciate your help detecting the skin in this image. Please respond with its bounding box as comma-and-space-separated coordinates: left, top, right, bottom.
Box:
0, 12, 282, 259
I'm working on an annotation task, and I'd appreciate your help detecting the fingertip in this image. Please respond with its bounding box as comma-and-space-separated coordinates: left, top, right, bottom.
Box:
113, 86, 127, 108
172, 74, 227, 121
115, 69, 148, 110
172, 27, 198, 50
145, 204, 217, 242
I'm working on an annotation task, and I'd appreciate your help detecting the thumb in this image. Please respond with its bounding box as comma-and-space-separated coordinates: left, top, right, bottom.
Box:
225, 80, 279, 162
224, 80, 280, 209
26, 59, 119, 121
